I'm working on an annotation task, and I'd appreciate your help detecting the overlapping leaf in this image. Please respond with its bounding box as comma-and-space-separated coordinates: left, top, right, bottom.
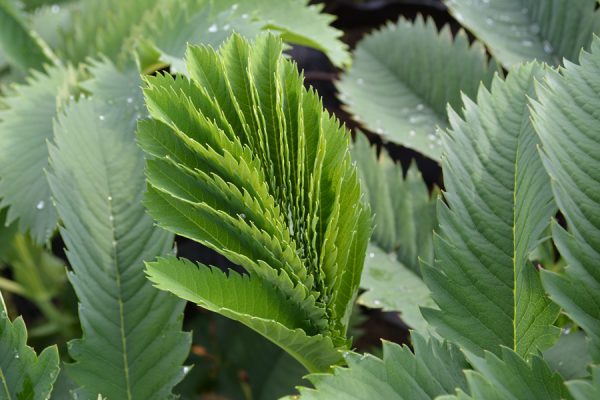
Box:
351, 133, 435, 273
338, 16, 497, 160
421, 63, 560, 358
297, 333, 469, 399
0, 0, 54, 72
0, 293, 60, 399
60, 0, 348, 71
445, 0, 600, 68
0, 64, 78, 244
48, 90, 189, 398
141, 33, 370, 372
441, 349, 571, 400
351, 134, 436, 330
532, 37, 600, 362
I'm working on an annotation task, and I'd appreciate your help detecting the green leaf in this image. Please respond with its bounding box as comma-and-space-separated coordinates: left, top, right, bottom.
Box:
0, 64, 78, 244
351, 133, 436, 273
47, 96, 190, 399
0, 0, 55, 72
445, 0, 600, 68
338, 16, 497, 160
531, 36, 600, 362
543, 331, 592, 380
140, 33, 371, 373
421, 62, 560, 358
358, 244, 434, 332
451, 349, 571, 400
567, 366, 600, 400
0, 293, 60, 400
226, 0, 350, 68
297, 332, 469, 399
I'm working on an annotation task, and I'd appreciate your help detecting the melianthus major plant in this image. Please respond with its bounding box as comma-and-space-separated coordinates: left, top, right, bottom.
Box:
0, 0, 600, 399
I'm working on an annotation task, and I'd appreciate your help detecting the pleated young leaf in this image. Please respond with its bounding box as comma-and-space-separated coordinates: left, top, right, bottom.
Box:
421, 63, 560, 358
0, 64, 78, 244
140, 33, 371, 373
48, 96, 190, 399
338, 16, 497, 160
532, 37, 600, 362
445, 0, 600, 68
297, 332, 469, 400
0, 293, 60, 400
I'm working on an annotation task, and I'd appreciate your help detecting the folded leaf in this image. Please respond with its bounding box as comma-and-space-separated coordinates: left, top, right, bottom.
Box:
567, 366, 600, 400
421, 63, 560, 358
338, 16, 497, 159
532, 36, 600, 362
140, 33, 371, 372
48, 88, 190, 398
445, 0, 600, 67
0, 293, 60, 400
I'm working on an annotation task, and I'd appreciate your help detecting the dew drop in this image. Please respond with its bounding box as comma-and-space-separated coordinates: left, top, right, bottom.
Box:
109, 216, 114, 222
373, 299, 381, 306
409, 130, 416, 137
521, 40, 533, 47
356, 78, 364, 85
409, 116, 419, 124
239, 213, 246, 219
99, 115, 105, 121
36, 200, 45, 210
241, 13, 249, 19
50, 4, 60, 13
543, 40, 553, 54
208, 24, 218, 33
231, 3, 239, 10
428, 133, 437, 141
14, 352, 20, 359
182, 365, 191, 374
369, 252, 375, 258
126, 97, 133, 104
428, 143, 435, 150
107, 196, 113, 201
416, 103, 424, 111
112, 240, 117, 247
485, 17, 494, 26
223, 24, 231, 31
454, 12, 463, 21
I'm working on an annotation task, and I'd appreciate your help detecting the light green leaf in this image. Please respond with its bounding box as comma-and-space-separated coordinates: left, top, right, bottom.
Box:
0, 64, 78, 244
338, 16, 497, 160
47, 96, 190, 399
0, 293, 60, 400
297, 332, 469, 399
532, 36, 600, 362
140, 33, 371, 373
421, 63, 560, 358
0, 0, 55, 72
445, 0, 600, 68
359, 244, 434, 332
351, 133, 436, 274
454, 349, 571, 400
